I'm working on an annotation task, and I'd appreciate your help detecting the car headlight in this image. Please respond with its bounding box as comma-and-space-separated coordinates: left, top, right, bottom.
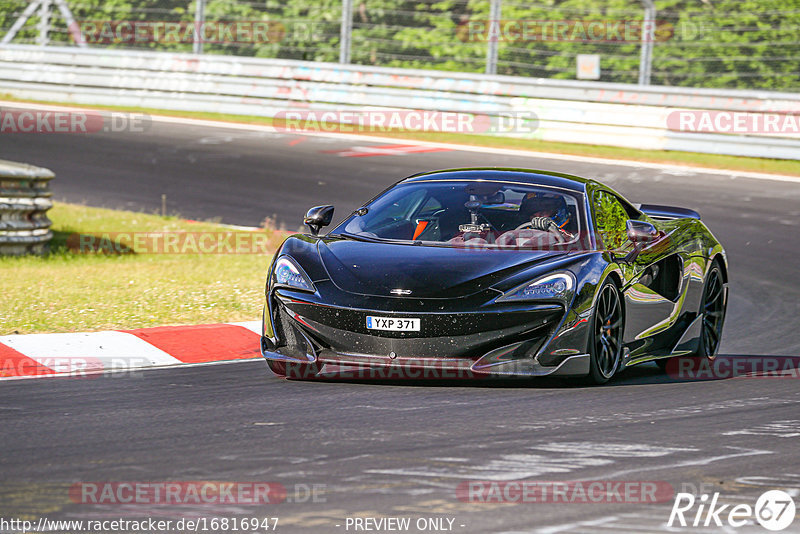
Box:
272, 256, 315, 292
497, 272, 575, 303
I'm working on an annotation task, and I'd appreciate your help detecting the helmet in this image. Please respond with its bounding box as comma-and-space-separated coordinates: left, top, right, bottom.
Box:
520, 192, 571, 229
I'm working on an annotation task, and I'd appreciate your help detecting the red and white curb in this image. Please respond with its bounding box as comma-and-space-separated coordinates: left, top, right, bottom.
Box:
0, 321, 262, 380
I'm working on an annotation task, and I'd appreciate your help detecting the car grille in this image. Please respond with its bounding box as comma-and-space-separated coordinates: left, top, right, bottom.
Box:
272, 297, 561, 361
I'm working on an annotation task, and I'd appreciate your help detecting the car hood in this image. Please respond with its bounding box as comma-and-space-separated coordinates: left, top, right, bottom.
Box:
317, 237, 567, 298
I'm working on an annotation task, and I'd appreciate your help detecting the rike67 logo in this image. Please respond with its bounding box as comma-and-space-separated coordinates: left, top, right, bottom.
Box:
669, 490, 796, 531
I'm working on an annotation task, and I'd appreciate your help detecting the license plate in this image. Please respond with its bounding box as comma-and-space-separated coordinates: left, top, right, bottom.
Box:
366, 316, 420, 332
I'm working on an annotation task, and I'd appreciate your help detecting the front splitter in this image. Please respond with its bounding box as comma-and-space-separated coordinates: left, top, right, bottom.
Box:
262, 341, 589, 378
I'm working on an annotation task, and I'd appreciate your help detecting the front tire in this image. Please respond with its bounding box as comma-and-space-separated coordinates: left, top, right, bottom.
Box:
586, 279, 624, 385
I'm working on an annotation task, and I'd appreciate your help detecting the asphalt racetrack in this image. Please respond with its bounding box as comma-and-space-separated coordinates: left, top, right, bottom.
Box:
2, 112, 800, 533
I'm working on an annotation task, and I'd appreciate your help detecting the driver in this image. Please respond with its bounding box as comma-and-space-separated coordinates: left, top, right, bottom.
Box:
519, 192, 575, 240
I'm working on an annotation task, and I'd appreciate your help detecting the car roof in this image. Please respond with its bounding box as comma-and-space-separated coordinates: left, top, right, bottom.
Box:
400, 168, 596, 193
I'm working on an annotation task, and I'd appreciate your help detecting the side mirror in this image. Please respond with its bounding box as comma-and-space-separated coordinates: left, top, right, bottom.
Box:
615, 220, 659, 263
626, 219, 659, 244
304, 205, 334, 236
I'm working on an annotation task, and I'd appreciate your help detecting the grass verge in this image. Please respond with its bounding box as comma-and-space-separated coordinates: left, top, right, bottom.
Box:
3, 95, 800, 177
0, 202, 284, 335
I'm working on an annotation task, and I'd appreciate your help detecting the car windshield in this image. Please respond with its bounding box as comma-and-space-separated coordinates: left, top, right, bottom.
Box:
334, 181, 589, 250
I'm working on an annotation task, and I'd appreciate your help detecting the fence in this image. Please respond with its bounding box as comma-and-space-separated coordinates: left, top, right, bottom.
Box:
1, 44, 799, 160
0, 158, 54, 255
1, 0, 799, 91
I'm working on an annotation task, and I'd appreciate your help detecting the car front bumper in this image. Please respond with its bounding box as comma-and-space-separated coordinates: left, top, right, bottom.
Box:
260, 291, 591, 378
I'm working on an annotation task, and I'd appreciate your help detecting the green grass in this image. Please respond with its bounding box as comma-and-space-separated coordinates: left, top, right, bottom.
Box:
4, 94, 800, 177
0, 202, 285, 335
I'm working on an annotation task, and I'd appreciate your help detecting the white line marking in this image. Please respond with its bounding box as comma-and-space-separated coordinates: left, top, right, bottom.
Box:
736, 475, 800, 498
534, 515, 622, 534
2, 100, 799, 184
533, 442, 697, 457
151, 115, 800, 184
722, 420, 800, 438
594, 446, 773, 481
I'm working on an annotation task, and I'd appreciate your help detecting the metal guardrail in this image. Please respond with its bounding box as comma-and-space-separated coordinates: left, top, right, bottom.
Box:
1, 45, 799, 159
0, 158, 54, 255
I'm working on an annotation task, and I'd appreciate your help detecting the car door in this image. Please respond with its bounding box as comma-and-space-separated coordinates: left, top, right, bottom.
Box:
591, 189, 677, 343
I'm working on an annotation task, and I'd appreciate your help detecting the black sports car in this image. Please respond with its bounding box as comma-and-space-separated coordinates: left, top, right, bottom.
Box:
260, 168, 728, 384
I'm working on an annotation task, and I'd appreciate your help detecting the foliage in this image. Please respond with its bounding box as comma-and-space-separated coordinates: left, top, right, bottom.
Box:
652, 0, 800, 90
1, 0, 798, 89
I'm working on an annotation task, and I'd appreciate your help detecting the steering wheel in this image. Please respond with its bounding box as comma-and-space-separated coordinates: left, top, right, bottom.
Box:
514, 220, 566, 244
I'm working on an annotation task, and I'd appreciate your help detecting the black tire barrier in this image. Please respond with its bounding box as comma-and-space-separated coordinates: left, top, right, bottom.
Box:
0, 159, 54, 255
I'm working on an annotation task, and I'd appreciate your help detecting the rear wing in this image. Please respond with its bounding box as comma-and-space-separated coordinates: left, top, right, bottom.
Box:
635, 204, 701, 221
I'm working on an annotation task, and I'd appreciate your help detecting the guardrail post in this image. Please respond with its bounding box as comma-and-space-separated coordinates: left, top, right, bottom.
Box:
485, 0, 501, 75
339, 0, 353, 63
638, 0, 656, 85
193, 0, 206, 55
37, 0, 51, 46
0, 160, 55, 256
